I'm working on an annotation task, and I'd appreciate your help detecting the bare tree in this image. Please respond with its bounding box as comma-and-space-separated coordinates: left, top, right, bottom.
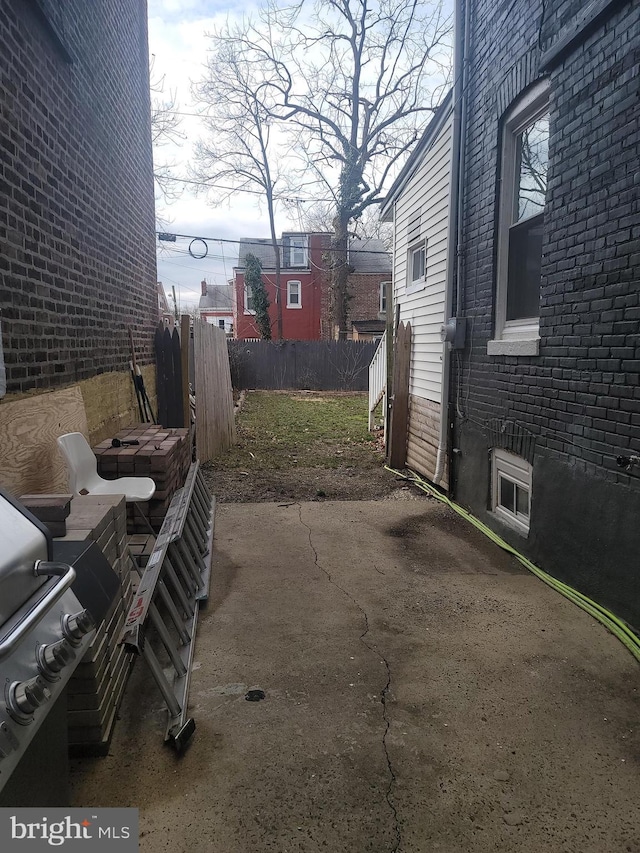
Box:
205, 0, 452, 335
298, 200, 393, 250
150, 56, 184, 206
192, 40, 294, 338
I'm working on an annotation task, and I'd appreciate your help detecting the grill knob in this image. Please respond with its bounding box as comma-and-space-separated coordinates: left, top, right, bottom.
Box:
62, 609, 95, 645
38, 639, 75, 680
7, 677, 51, 718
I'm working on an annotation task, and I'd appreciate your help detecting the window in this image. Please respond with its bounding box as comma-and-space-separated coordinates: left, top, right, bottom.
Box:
407, 240, 427, 291
287, 237, 308, 267
489, 81, 549, 356
244, 285, 255, 314
491, 449, 532, 534
218, 319, 225, 329
380, 281, 390, 314
287, 280, 302, 308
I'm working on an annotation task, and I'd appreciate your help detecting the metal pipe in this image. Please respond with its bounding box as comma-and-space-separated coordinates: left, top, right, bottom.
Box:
434, 0, 471, 487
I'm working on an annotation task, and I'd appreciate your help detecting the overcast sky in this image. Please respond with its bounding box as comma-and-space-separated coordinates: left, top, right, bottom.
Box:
147, 0, 452, 310
148, 0, 292, 310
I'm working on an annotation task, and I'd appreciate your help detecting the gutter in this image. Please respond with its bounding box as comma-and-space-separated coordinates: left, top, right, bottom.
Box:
433, 0, 470, 487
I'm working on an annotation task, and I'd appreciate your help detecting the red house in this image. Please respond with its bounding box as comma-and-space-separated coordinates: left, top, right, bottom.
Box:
233, 232, 391, 341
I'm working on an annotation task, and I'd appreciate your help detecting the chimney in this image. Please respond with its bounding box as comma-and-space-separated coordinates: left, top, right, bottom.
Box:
201, 279, 207, 296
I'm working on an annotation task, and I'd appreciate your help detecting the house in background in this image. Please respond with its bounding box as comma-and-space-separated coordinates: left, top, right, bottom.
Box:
199, 280, 234, 333
381, 90, 454, 483
157, 282, 174, 326
233, 232, 391, 341
382, 0, 640, 628
347, 239, 392, 342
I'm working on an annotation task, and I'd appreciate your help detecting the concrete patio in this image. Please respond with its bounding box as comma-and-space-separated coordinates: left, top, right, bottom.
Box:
70, 497, 640, 852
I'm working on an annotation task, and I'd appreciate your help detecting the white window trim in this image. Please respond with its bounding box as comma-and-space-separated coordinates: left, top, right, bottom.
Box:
380, 281, 390, 314
491, 449, 532, 535
288, 237, 308, 268
243, 284, 255, 315
489, 80, 549, 356
406, 238, 427, 294
286, 279, 302, 309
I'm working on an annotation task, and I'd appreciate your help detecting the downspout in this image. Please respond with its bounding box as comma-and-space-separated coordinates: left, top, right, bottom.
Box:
433, 0, 470, 487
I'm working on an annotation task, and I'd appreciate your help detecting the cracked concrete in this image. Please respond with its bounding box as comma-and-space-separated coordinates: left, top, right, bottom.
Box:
298, 503, 401, 851
70, 499, 640, 852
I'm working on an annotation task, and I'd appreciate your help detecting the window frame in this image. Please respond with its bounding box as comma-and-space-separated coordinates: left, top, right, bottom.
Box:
491, 449, 532, 535
243, 284, 256, 315
406, 238, 427, 294
379, 281, 390, 314
288, 237, 308, 268
489, 81, 549, 357
286, 279, 302, 309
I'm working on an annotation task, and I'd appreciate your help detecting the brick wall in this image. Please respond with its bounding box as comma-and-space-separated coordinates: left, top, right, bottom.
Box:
452, 0, 640, 625
347, 273, 388, 329
0, 0, 157, 395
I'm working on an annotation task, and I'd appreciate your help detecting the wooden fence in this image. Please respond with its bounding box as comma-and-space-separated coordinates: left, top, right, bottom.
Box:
227, 339, 377, 391
155, 322, 188, 428
194, 321, 236, 462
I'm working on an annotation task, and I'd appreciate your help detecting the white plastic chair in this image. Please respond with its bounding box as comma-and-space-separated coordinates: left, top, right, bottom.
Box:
57, 432, 156, 502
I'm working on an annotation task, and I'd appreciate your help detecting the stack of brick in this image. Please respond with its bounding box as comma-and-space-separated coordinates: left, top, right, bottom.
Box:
56, 494, 134, 755
19, 494, 72, 538
93, 426, 191, 533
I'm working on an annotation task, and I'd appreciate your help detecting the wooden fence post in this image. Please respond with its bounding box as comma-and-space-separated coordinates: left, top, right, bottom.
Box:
180, 315, 190, 430
388, 321, 411, 470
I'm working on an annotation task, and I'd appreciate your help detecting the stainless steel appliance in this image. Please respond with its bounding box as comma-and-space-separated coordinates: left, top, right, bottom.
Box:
0, 489, 97, 797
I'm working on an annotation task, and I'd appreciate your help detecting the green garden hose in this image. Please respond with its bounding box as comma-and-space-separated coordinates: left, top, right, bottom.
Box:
385, 465, 640, 663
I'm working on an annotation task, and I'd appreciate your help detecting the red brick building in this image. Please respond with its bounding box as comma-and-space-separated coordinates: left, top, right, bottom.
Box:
233, 233, 391, 341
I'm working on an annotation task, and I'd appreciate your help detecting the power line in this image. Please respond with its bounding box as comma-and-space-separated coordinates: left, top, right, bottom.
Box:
156, 232, 392, 256
165, 175, 328, 202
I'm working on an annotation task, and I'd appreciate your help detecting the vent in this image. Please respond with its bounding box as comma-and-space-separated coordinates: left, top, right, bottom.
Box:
407, 211, 422, 245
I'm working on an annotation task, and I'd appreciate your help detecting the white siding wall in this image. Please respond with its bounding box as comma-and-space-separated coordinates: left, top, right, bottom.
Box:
393, 113, 453, 404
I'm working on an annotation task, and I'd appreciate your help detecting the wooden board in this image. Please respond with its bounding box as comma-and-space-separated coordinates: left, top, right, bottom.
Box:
180, 315, 190, 429
194, 321, 236, 462
0, 385, 89, 497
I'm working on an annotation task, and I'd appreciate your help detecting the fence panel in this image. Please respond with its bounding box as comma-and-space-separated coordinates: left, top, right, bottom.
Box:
194, 321, 236, 462
227, 339, 377, 391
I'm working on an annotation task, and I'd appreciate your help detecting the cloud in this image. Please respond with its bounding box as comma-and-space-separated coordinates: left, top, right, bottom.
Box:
148, 3, 292, 305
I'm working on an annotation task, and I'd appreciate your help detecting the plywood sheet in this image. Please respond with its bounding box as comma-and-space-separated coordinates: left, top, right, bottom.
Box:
0, 385, 89, 497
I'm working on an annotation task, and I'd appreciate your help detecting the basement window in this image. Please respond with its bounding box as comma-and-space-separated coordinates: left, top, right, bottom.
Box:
491, 449, 532, 535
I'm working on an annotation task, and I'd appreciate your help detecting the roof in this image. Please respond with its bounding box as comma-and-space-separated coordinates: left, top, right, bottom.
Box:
237, 238, 277, 269
234, 234, 391, 274
199, 282, 233, 312
380, 88, 453, 221
352, 319, 386, 333
349, 238, 391, 274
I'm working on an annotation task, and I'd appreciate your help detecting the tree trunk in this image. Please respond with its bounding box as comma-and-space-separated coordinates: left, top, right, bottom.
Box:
267, 189, 283, 340
331, 210, 350, 338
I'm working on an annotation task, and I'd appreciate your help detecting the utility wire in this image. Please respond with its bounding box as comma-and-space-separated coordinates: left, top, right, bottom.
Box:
156, 231, 392, 256
165, 175, 330, 202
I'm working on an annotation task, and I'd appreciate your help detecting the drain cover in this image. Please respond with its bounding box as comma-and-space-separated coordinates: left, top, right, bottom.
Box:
245, 689, 266, 702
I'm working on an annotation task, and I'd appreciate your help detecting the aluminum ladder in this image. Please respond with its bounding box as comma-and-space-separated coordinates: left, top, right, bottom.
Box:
120, 461, 214, 750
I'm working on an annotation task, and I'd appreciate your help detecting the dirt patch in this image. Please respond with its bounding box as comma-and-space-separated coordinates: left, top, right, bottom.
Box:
207, 465, 419, 503
201, 390, 424, 503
